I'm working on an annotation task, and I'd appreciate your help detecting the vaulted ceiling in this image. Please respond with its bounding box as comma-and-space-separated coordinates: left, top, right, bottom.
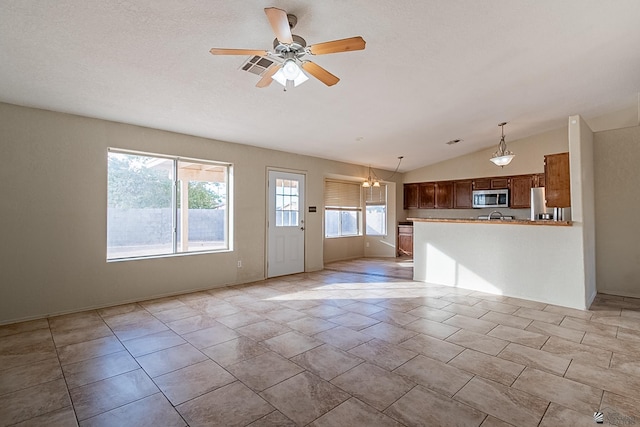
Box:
2, 1, 639, 171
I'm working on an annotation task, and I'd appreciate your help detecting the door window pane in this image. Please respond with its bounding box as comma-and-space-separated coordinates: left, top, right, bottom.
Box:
275, 178, 299, 227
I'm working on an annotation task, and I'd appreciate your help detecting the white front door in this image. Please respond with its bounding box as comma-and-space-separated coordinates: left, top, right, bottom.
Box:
267, 170, 305, 277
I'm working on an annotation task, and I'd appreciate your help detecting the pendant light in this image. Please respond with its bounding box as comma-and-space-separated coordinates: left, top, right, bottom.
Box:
362, 166, 380, 188
490, 122, 515, 167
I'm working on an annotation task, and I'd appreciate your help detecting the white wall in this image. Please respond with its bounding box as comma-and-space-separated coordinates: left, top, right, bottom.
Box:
413, 222, 587, 309
593, 125, 640, 298
0, 103, 401, 324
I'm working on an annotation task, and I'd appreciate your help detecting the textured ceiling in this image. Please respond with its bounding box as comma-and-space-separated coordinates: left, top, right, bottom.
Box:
1, 1, 640, 171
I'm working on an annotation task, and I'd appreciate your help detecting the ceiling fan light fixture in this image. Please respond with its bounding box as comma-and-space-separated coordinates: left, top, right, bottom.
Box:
490, 122, 515, 167
272, 64, 309, 87
282, 59, 301, 79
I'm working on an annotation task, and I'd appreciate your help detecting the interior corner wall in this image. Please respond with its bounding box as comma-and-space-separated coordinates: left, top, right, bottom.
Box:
593, 125, 640, 298
0, 102, 401, 324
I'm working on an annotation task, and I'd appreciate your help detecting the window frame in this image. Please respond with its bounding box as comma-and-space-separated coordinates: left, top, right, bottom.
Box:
324, 179, 363, 238
365, 183, 387, 236
107, 148, 232, 261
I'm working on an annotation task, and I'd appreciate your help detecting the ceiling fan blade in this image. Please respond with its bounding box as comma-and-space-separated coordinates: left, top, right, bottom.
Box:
308, 36, 366, 55
301, 61, 340, 86
210, 48, 269, 56
264, 7, 293, 44
256, 65, 280, 88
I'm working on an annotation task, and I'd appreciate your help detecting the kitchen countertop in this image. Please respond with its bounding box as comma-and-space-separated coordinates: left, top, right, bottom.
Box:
407, 217, 572, 226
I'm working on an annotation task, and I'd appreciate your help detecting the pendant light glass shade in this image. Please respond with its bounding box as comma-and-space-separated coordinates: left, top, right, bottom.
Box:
490, 122, 515, 167
363, 166, 380, 187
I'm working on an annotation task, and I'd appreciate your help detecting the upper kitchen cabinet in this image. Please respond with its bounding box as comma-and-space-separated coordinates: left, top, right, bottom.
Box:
418, 182, 436, 208
403, 183, 419, 209
436, 181, 454, 209
535, 173, 545, 188
490, 178, 510, 189
454, 180, 473, 209
544, 152, 571, 207
510, 175, 534, 209
473, 178, 491, 190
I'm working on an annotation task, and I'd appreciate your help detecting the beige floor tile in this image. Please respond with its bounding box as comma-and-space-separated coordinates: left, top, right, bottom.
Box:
263, 331, 323, 358
480, 415, 514, 427
201, 336, 269, 367
543, 304, 593, 320
68, 369, 158, 421
166, 314, 222, 334
97, 302, 144, 317
394, 354, 472, 396
559, 316, 618, 336
525, 320, 585, 342
399, 333, 464, 363
286, 316, 337, 335
48, 312, 103, 331
199, 302, 243, 318
0, 379, 71, 427
291, 344, 363, 381
449, 349, 524, 386
581, 331, 640, 356
0, 357, 62, 395
11, 406, 77, 427
331, 363, 414, 411
50, 324, 114, 348
139, 297, 186, 314
342, 301, 385, 316
111, 318, 169, 342
541, 336, 612, 367
360, 321, 418, 344
314, 326, 373, 350
261, 371, 350, 426
617, 327, 640, 342
592, 315, 640, 331
79, 393, 185, 427
442, 303, 489, 319
57, 336, 125, 366
512, 367, 602, 413
513, 307, 564, 325
348, 338, 417, 371
120, 329, 185, 357
247, 410, 296, 427
136, 343, 206, 378
263, 308, 307, 324
151, 305, 200, 323
454, 377, 548, 427
153, 359, 235, 405
487, 324, 549, 348
538, 403, 595, 427
497, 343, 570, 376
601, 391, 640, 421
63, 351, 139, 389
328, 312, 380, 330
310, 397, 403, 427
226, 351, 304, 391
404, 318, 459, 339
406, 306, 456, 322
444, 314, 498, 334
480, 311, 532, 329
503, 297, 547, 310
100, 309, 155, 330
474, 300, 518, 315
565, 361, 640, 397
303, 304, 349, 319
610, 352, 640, 376
442, 294, 482, 306
373, 298, 423, 313
0, 329, 57, 371
446, 329, 508, 356
0, 318, 49, 338
385, 385, 486, 427
236, 320, 291, 341
177, 381, 273, 426
182, 322, 239, 349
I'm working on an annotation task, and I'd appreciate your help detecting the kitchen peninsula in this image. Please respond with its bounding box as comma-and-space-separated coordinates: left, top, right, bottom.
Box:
408, 217, 588, 309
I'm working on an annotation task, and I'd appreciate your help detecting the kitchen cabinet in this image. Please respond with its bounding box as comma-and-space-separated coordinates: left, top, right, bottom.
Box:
544, 152, 571, 207
473, 178, 491, 190
490, 178, 510, 189
454, 180, 473, 209
510, 175, 534, 209
403, 183, 419, 209
534, 173, 545, 188
436, 181, 454, 209
398, 224, 413, 256
418, 182, 436, 208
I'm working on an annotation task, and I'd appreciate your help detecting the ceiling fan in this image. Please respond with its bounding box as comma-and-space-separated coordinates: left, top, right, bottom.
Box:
209, 7, 366, 89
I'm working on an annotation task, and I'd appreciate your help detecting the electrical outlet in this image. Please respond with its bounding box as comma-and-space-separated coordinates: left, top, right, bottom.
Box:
237, 260, 242, 268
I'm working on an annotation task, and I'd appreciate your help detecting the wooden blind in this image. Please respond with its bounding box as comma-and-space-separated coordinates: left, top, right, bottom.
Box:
324, 179, 362, 209
365, 183, 386, 205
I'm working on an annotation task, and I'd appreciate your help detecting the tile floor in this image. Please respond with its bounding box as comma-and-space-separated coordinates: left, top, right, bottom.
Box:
1, 257, 640, 426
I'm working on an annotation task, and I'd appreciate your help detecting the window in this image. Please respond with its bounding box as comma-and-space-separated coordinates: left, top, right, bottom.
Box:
324, 179, 362, 237
107, 149, 231, 260
365, 183, 387, 236
275, 178, 299, 227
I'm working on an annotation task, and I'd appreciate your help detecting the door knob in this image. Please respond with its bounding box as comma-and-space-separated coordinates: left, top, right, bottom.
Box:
300, 227, 305, 231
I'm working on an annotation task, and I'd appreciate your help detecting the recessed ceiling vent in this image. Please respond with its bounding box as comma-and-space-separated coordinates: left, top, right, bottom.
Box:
240, 55, 276, 76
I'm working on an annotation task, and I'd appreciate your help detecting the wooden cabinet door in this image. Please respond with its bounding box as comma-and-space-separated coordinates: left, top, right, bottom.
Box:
418, 182, 436, 208
535, 173, 545, 188
403, 184, 419, 209
454, 180, 473, 209
544, 152, 571, 207
491, 178, 510, 189
473, 178, 491, 190
398, 225, 413, 256
510, 175, 534, 209
436, 182, 453, 209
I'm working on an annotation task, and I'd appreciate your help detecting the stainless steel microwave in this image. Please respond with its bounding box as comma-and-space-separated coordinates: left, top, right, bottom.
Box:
472, 189, 509, 208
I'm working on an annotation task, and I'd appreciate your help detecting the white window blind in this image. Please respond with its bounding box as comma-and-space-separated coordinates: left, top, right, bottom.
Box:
325, 180, 362, 209
365, 184, 386, 205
